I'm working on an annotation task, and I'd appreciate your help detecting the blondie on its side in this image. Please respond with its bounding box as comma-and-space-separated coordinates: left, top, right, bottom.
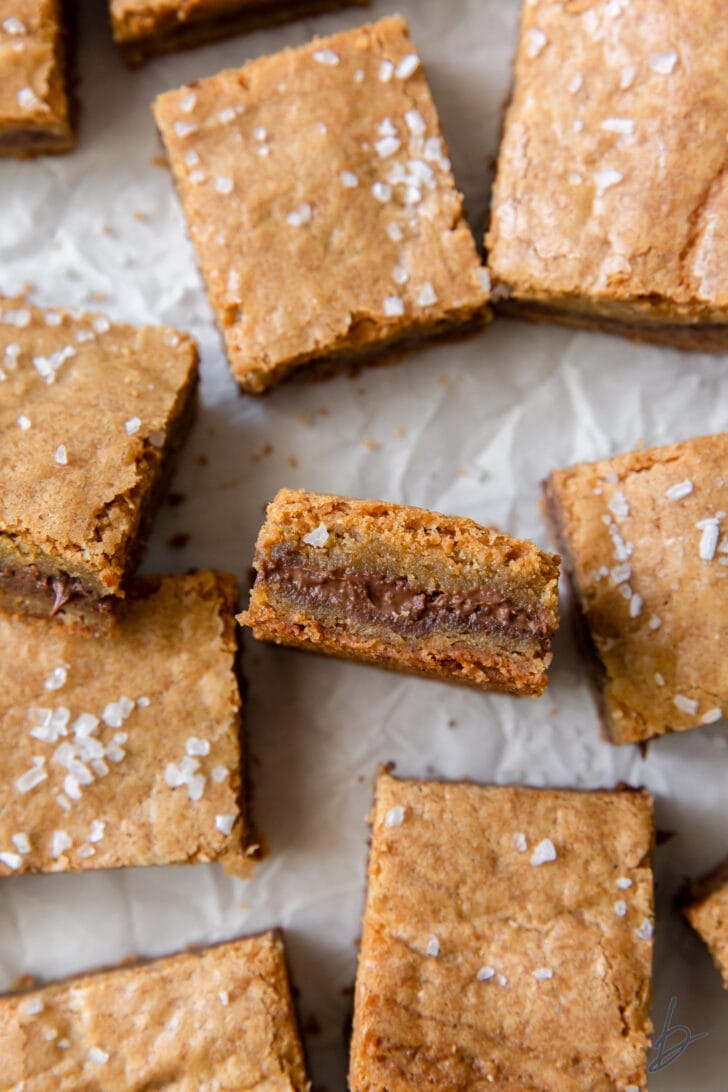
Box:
683, 857, 728, 989
0, 1, 73, 157
110, 0, 369, 64
350, 772, 655, 1092
544, 433, 728, 743
0, 572, 248, 876
486, 0, 728, 350
239, 489, 560, 695
0, 931, 310, 1089
0, 299, 198, 629
153, 16, 489, 393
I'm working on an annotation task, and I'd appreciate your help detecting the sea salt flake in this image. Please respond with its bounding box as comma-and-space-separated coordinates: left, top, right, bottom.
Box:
179, 91, 196, 113
172, 120, 197, 137
0, 852, 21, 871
649, 49, 678, 75
375, 135, 401, 158
620, 65, 636, 89
22, 998, 43, 1016
477, 268, 491, 293
393, 265, 409, 286
614, 900, 628, 917
601, 117, 634, 134
215, 814, 235, 836
384, 296, 404, 317
340, 170, 358, 188
215, 176, 234, 195
701, 708, 723, 725
531, 838, 557, 866
526, 28, 547, 57
89, 820, 105, 843
73, 713, 99, 738
373, 182, 392, 203
666, 479, 693, 500
426, 935, 440, 957
44, 666, 67, 691
477, 966, 495, 981
186, 736, 210, 757
77, 844, 95, 859
512, 832, 528, 852
568, 72, 583, 93
218, 107, 235, 124
697, 518, 720, 561
313, 48, 339, 66
87, 1047, 109, 1064
54, 445, 67, 466
635, 919, 653, 941
405, 108, 427, 135
12, 833, 30, 855
396, 54, 420, 79
125, 416, 141, 436
17, 414, 31, 430
533, 967, 553, 980
353, 68, 364, 83
674, 694, 699, 716
165, 763, 185, 788
629, 593, 643, 618
611, 563, 631, 585
211, 765, 229, 783
417, 282, 438, 308
649, 615, 662, 630
17, 87, 43, 111
218, 990, 229, 1006
3, 17, 26, 34
16, 765, 47, 794
51, 830, 72, 859
379, 60, 394, 82
287, 203, 312, 227
187, 774, 206, 802
384, 806, 405, 828
655, 673, 665, 687
303, 524, 329, 548
497, 975, 507, 986
608, 490, 629, 519
616, 876, 633, 889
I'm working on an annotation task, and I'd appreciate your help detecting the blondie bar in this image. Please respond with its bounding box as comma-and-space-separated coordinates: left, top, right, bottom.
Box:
0, 571, 247, 876
544, 433, 728, 743
486, 0, 728, 350
111, 0, 368, 64
0, 931, 310, 1089
239, 488, 560, 695
683, 856, 728, 989
0, 298, 198, 628
350, 771, 655, 1091
0, 1, 73, 157
153, 16, 489, 393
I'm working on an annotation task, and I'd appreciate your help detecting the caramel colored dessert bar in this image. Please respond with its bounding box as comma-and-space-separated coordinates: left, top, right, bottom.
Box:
239, 489, 560, 695
544, 434, 728, 744
111, 0, 369, 64
0, 1, 73, 157
350, 772, 655, 1092
486, 0, 728, 350
683, 857, 728, 989
0, 572, 247, 876
0, 298, 198, 629
0, 931, 310, 1089
153, 16, 490, 394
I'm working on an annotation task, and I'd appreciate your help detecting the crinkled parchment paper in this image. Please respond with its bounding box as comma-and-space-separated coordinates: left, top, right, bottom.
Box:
0, 1, 726, 1087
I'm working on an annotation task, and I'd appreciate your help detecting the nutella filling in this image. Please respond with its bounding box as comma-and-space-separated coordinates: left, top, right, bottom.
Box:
0, 565, 115, 616
258, 548, 552, 643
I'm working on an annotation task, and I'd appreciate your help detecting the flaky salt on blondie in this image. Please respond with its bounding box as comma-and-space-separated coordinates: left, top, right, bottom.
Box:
544, 433, 728, 743
110, 0, 369, 64
0, 298, 198, 629
487, 0, 728, 350
239, 488, 559, 695
153, 16, 489, 393
683, 856, 728, 989
0, 931, 310, 1089
0, 1, 73, 156
0, 572, 248, 876
350, 772, 654, 1091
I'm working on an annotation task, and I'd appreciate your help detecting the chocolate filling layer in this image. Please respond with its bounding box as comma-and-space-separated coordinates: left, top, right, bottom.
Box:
0, 565, 116, 616
257, 548, 552, 644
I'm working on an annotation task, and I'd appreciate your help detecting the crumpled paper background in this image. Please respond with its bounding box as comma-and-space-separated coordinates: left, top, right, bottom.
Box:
1, 0, 726, 1087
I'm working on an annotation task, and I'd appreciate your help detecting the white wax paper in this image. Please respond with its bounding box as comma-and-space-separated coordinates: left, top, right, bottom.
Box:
1, 0, 727, 1087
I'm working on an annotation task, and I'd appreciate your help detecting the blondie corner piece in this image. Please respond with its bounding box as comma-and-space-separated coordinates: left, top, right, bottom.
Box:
0, 931, 311, 1089
544, 433, 728, 744
350, 772, 655, 1092
0, 1, 74, 157
0, 298, 198, 629
153, 16, 490, 394
683, 857, 728, 989
485, 0, 728, 350
239, 489, 560, 695
110, 0, 369, 64
0, 572, 247, 876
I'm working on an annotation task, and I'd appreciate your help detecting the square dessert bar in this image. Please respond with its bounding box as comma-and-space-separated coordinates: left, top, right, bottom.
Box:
350, 772, 655, 1092
111, 0, 369, 64
153, 16, 490, 393
486, 0, 728, 350
0, 931, 310, 1089
0, 571, 248, 876
0, 298, 198, 629
239, 488, 560, 695
0, 1, 73, 157
683, 857, 728, 989
544, 433, 728, 744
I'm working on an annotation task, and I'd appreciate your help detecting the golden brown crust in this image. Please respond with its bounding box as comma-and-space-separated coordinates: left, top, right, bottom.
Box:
683, 857, 728, 989
0, 571, 248, 876
0, 1, 73, 157
486, 0, 728, 339
0, 931, 310, 1089
350, 771, 655, 1091
153, 16, 489, 394
544, 433, 728, 744
239, 488, 560, 696
0, 297, 199, 625
111, 0, 369, 63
